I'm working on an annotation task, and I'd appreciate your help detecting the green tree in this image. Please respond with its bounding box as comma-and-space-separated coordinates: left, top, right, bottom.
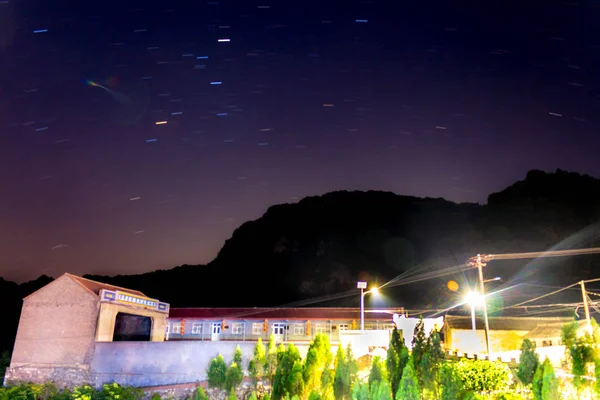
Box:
421, 329, 444, 398
226, 361, 244, 391
303, 333, 333, 395
288, 360, 306, 398
561, 319, 600, 392
334, 346, 358, 400
368, 355, 386, 388
248, 392, 258, 400
265, 334, 279, 386
273, 344, 302, 400
516, 339, 539, 385
531, 363, 543, 400
320, 366, 335, 400
264, 393, 272, 400
541, 359, 559, 400
194, 386, 209, 400
207, 354, 228, 389
397, 359, 420, 400
249, 337, 267, 385
411, 316, 428, 389
233, 345, 243, 364
370, 380, 393, 400
226, 388, 238, 400
350, 381, 369, 400
439, 363, 464, 400
386, 328, 409, 398
453, 359, 510, 393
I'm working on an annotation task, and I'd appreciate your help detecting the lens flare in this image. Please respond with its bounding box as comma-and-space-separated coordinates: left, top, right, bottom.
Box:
447, 280, 459, 292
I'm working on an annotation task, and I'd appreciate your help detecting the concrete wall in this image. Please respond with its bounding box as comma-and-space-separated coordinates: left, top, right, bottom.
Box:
90, 341, 339, 388
10, 276, 100, 367
96, 303, 167, 342
447, 329, 529, 353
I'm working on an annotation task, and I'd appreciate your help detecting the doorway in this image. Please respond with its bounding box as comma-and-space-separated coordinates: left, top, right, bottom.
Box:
211, 323, 221, 341
113, 312, 152, 341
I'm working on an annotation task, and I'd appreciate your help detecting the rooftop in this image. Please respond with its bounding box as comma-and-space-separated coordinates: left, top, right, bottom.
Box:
169, 307, 405, 321
65, 273, 147, 298
445, 315, 576, 332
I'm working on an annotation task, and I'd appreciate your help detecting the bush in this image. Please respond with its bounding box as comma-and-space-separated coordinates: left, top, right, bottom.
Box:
226, 388, 238, 400
495, 392, 525, 400
397, 360, 420, 400
454, 359, 510, 393
98, 382, 144, 400
207, 354, 228, 389
226, 362, 244, 391
194, 385, 209, 400
516, 339, 539, 385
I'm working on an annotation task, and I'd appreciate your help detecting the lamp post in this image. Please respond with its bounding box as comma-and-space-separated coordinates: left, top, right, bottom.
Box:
357, 281, 379, 332
465, 291, 481, 333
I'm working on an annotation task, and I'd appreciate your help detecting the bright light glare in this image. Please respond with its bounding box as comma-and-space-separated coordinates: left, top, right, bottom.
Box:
370, 287, 379, 295
465, 291, 484, 307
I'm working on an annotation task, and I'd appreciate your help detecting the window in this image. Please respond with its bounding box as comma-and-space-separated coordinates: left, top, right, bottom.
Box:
294, 323, 305, 335
252, 323, 263, 335
232, 322, 243, 335
542, 340, 553, 347
172, 323, 182, 334
316, 324, 327, 334
338, 324, 349, 331
273, 323, 285, 335
191, 323, 203, 334
212, 323, 221, 334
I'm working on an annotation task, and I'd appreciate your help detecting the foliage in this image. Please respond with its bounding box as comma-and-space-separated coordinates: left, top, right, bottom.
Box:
0, 350, 10, 382
248, 392, 258, 400
194, 386, 209, 400
370, 380, 393, 400
308, 390, 321, 400
249, 338, 267, 384
397, 360, 420, 400
516, 339, 539, 385
303, 333, 333, 395
334, 345, 358, 400
561, 319, 600, 392
494, 393, 525, 400
368, 356, 386, 389
98, 382, 144, 400
207, 353, 228, 389
386, 328, 409, 399
411, 316, 427, 389
439, 362, 466, 400
72, 385, 96, 400
233, 345, 243, 364
226, 388, 238, 400
453, 359, 510, 393
541, 359, 559, 400
265, 335, 279, 386
531, 363, 543, 400
150, 394, 162, 400
0, 382, 70, 400
421, 328, 444, 398
225, 361, 244, 391
272, 344, 302, 400
350, 381, 369, 400
264, 393, 271, 400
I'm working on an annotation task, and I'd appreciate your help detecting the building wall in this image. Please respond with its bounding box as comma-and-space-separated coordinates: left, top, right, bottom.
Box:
447, 328, 529, 353
90, 340, 339, 388
10, 276, 100, 367
167, 318, 395, 343
96, 303, 167, 342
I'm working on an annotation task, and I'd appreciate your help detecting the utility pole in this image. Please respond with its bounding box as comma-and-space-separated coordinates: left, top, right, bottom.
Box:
476, 254, 492, 357
580, 280, 592, 329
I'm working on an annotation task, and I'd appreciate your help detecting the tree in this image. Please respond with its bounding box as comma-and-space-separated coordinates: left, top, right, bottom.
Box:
272, 344, 302, 400
334, 346, 358, 400
421, 329, 444, 398
439, 363, 464, 400
233, 345, 243, 364
532, 363, 543, 400
386, 328, 409, 398
248, 392, 258, 400
541, 359, 559, 400
226, 361, 244, 391
207, 354, 228, 389
517, 339, 539, 385
411, 316, 428, 389
397, 360, 420, 400
303, 333, 333, 395
453, 359, 510, 393
249, 338, 267, 385
194, 386, 209, 400
226, 388, 238, 400
350, 381, 369, 400
368, 355, 386, 389
370, 380, 393, 400
265, 334, 279, 386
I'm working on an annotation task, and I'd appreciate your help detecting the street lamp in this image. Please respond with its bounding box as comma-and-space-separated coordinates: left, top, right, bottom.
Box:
357, 281, 379, 332
465, 291, 484, 332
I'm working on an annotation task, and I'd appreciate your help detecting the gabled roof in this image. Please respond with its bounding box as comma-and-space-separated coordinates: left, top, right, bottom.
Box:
525, 320, 585, 339
23, 273, 146, 300
445, 315, 575, 331
168, 307, 405, 321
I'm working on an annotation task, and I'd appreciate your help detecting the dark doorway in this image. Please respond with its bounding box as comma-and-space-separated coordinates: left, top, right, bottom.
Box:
113, 312, 152, 341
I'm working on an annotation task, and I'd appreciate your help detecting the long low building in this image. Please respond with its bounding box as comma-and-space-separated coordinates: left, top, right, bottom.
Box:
166, 307, 405, 343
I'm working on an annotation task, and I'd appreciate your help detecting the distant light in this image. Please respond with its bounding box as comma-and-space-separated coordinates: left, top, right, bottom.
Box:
257, 142, 269, 146
197, 56, 209, 59
182, 53, 193, 57
217, 38, 230, 42
210, 81, 222, 85
33, 29, 48, 33
155, 121, 167, 125
146, 139, 157, 142
36, 127, 48, 131
549, 112, 563, 117
323, 103, 334, 107
355, 19, 368, 23
370, 287, 379, 295
216, 112, 228, 116
130, 197, 141, 201
171, 112, 183, 115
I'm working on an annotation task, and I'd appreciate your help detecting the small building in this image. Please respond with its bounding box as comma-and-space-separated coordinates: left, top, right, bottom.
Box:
443, 315, 575, 354
5, 273, 169, 386
166, 307, 405, 344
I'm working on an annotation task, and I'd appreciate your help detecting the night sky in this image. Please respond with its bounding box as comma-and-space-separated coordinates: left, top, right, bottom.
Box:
1, 0, 600, 282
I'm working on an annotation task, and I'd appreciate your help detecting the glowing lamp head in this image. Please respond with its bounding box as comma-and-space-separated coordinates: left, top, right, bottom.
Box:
465, 291, 484, 307
370, 287, 379, 295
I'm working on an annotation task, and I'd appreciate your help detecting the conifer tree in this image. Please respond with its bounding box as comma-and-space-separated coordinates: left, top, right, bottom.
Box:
517, 339, 539, 385
350, 381, 369, 400
541, 359, 560, 400
207, 354, 228, 389
303, 333, 333, 395
194, 386, 209, 400
421, 329, 444, 398
368, 355, 386, 389
411, 316, 428, 390
265, 334, 279, 386
397, 359, 420, 400
386, 328, 409, 398
233, 345, 243, 364
249, 338, 267, 385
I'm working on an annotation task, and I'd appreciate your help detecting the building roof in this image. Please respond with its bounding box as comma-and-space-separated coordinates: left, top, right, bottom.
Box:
525, 320, 585, 339
65, 273, 147, 297
168, 307, 405, 321
445, 315, 575, 332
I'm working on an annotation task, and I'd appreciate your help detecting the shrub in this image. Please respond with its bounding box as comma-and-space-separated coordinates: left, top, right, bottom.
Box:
454, 359, 510, 393
194, 386, 209, 400
98, 382, 144, 400
151, 394, 162, 400
226, 362, 244, 391
516, 339, 539, 385
226, 388, 238, 400
397, 360, 419, 400
207, 354, 228, 389
350, 381, 369, 400
495, 392, 525, 400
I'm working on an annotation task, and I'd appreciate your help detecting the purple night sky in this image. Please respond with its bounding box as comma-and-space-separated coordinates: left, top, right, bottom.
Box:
1, 0, 600, 281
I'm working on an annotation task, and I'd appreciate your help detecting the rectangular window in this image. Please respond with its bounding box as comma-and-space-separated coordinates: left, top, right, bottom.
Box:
172, 323, 182, 334
252, 323, 262, 335
212, 323, 222, 334
316, 324, 327, 334
293, 323, 305, 335
191, 323, 203, 334
338, 324, 349, 331
232, 322, 243, 335
273, 323, 285, 335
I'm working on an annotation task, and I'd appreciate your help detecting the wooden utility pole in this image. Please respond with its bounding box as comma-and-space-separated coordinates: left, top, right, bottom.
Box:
476, 254, 492, 357
581, 280, 592, 328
